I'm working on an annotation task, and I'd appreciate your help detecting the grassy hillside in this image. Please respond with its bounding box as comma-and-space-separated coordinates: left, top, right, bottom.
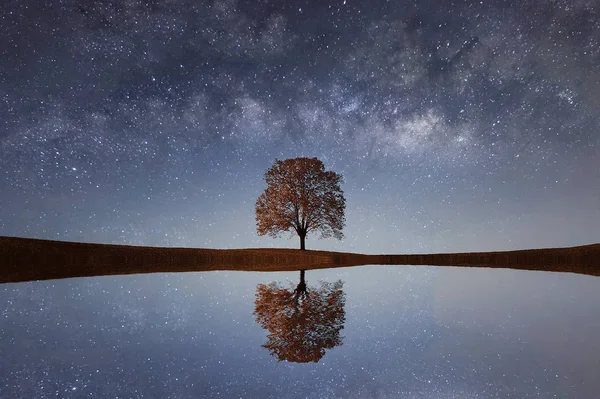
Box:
1, 236, 599, 283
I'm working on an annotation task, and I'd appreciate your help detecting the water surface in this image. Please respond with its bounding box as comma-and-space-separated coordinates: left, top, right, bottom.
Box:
1, 265, 599, 398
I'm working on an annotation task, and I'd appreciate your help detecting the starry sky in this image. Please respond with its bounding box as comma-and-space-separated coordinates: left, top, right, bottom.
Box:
2, 3, 600, 396
1, 0, 599, 253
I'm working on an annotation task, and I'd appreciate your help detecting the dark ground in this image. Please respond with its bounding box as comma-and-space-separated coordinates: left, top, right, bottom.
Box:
1, 236, 599, 283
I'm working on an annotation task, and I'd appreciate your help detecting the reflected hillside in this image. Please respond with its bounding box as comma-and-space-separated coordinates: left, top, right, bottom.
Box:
1, 236, 599, 283
254, 270, 346, 363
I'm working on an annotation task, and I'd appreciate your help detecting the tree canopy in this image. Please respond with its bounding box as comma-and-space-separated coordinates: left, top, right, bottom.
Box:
253, 271, 346, 363
255, 157, 345, 250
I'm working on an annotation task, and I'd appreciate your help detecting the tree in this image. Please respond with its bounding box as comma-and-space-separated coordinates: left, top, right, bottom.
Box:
253, 270, 346, 363
255, 157, 346, 250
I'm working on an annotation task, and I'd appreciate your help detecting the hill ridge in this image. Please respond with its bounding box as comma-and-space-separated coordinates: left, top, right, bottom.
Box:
1, 236, 599, 283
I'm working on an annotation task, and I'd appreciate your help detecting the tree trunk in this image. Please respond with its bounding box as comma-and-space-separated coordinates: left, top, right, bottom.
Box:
297, 269, 306, 296
293, 269, 307, 301
299, 230, 306, 250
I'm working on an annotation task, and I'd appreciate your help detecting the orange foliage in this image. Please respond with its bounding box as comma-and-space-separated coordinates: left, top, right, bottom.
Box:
255, 157, 345, 249
253, 276, 345, 363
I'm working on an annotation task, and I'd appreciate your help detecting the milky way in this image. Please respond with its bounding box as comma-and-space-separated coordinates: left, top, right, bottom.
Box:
1, 0, 599, 252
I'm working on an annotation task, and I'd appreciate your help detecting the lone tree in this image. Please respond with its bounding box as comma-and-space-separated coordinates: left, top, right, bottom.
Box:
253, 271, 346, 363
255, 157, 345, 250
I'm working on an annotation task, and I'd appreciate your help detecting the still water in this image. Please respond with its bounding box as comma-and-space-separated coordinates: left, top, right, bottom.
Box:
1, 265, 599, 398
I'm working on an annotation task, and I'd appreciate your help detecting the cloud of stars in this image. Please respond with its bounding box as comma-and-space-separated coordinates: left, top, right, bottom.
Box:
0, 0, 599, 252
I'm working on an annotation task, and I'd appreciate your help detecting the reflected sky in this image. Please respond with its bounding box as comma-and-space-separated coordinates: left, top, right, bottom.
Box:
2, 266, 599, 398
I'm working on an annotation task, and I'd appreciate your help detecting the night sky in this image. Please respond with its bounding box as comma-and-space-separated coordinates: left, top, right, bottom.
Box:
1, 0, 599, 253
2, 3, 600, 397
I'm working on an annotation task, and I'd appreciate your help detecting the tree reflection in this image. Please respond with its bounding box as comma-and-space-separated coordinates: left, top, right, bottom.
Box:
253, 270, 346, 363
